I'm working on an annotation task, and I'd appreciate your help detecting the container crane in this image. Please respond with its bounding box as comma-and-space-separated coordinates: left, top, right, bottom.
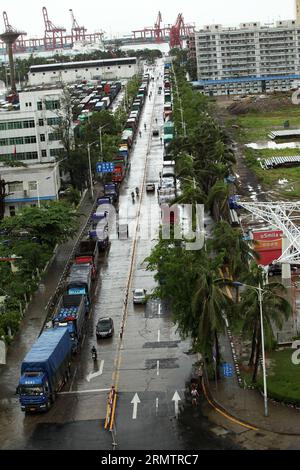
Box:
43, 6, 66, 50
69, 9, 86, 42
154, 11, 163, 43
169, 13, 184, 49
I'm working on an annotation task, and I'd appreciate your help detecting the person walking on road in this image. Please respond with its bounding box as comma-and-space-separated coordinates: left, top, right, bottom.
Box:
144, 123, 147, 131
139, 130, 142, 138
160, 137, 163, 146
191, 383, 199, 406
155, 118, 158, 124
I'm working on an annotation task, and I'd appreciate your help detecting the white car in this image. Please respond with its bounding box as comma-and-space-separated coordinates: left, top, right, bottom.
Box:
133, 289, 147, 304
146, 183, 155, 192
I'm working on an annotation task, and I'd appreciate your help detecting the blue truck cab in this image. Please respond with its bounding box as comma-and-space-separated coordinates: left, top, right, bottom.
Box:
18, 327, 72, 413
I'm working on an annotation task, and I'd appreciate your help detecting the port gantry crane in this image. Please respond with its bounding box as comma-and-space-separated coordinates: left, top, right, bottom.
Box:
43, 6, 66, 50
69, 9, 87, 42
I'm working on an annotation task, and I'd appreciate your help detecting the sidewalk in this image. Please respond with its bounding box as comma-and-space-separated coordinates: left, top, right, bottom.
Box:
204, 331, 300, 435
0, 186, 100, 399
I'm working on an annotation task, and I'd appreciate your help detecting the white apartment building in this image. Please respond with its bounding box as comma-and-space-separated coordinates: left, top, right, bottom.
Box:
28, 57, 139, 86
194, 20, 300, 95
0, 87, 65, 216
1, 162, 60, 217
0, 87, 65, 162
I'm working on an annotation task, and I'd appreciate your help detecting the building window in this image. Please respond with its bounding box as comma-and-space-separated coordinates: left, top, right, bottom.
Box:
45, 100, 60, 110
24, 136, 37, 144
50, 148, 64, 157
40, 134, 45, 142
41, 150, 47, 158
38, 119, 44, 126
28, 181, 37, 190
9, 206, 16, 217
8, 182, 23, 192
49, 132, 62, 142
37, 101, 43, 110
47, 117, 61, 126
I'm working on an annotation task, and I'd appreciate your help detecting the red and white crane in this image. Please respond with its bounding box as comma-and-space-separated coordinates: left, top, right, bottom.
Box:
43, 6, 66, 50
69, 9, 86, 42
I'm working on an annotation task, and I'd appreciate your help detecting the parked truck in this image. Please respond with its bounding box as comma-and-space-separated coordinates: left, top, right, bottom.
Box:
75, 240, 99, 280
18, 327, 72, 412
52, 295, 86, 353
67, 263, 92, 309
112, 155, 128, 183
104, 182, 119, 204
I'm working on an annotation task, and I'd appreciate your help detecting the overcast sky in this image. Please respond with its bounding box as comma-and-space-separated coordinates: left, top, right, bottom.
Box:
3, 0, 297, 38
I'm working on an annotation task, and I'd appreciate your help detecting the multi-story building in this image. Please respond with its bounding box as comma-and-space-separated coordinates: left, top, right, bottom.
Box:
0, 86, 65, 216
194, 20, 300, 95
28, 57, 139, 86
0, 86, 65, 162
187, 33, 196, 61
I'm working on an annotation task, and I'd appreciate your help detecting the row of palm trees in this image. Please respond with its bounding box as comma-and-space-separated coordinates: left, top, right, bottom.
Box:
147, 58, 292, 383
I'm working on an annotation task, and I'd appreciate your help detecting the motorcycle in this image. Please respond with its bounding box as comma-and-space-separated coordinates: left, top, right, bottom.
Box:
91, 348, 97, 361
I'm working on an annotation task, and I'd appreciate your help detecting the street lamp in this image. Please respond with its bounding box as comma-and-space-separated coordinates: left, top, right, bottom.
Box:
99, 124, 110, 160
232, 281, 268, 417
87, 140, 99, 199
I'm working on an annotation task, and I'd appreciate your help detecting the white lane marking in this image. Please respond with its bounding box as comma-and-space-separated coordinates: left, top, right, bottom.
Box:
86, 360, 104, 382
131, 393, 141, 420
172, 391, 181, 419
156, 397, 159, 415
58, 388, 110, 396
82, 333, 86, 346
157, 360, 160, 376
157, 330, 160, 342
158, 303, 161, 316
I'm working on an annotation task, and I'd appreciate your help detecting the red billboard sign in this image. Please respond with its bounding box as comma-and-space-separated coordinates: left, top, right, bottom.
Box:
252, 230, 283, 266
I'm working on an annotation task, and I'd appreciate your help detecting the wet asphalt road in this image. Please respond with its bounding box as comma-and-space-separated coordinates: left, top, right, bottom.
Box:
0, 60, 239, 451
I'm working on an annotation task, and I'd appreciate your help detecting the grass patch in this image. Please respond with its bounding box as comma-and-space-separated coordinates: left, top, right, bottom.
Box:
244, 147, 300, 191
228, 107, 300, 144
257, 349, 300, 406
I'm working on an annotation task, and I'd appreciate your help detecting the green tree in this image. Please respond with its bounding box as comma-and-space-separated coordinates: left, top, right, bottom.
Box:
238, 263, 291, 382
0, 201, 79, 248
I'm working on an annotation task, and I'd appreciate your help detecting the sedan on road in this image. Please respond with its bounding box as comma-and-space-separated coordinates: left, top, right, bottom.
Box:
146, 182, 156, 192
96, 317, 114, 339
133, 289, 147, 304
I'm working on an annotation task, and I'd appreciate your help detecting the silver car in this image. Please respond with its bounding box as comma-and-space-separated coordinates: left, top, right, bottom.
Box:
133, 289, 147, 304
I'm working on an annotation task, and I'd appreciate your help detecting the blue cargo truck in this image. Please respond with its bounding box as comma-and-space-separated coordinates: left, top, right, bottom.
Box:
18, 327, 72, 412
52, 295, 86, 354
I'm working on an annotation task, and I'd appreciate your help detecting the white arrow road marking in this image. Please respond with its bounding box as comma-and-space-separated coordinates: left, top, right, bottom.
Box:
86, 360, 104, 382
172, 391, 181, 418
157, 330, 160, 342
156, 397, 159, 415
158, 303, 161, 316
157, 360, 160, 376
131, 393, 141, 420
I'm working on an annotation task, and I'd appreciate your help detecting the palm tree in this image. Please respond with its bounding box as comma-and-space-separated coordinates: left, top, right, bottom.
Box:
207, 180, 231, 221
239, 263, 292, 382
210, 221, 259, 279
191, 254, 233, 366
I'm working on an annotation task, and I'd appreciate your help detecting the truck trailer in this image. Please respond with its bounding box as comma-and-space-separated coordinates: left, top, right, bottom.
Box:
52, 295, 87, 353
18, 327, 72, 412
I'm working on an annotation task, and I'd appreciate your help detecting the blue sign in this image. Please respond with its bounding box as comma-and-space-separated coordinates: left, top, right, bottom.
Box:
96, 162, 115, 174
222, 363, 234, 378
